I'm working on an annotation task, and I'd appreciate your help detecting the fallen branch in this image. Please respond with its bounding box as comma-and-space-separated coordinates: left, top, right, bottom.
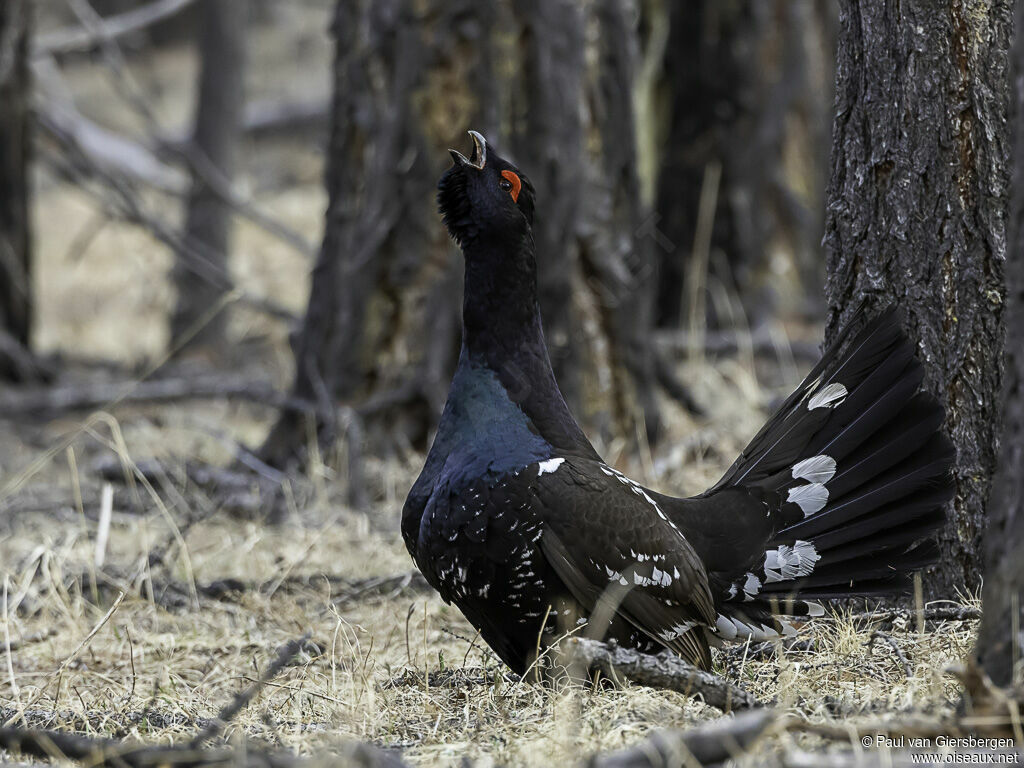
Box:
587, 709, 778, 768
0, 725, 411, 768
0, 375, 313, 418
191, 634, 310, 747
867, 630, 913, 679
836, 605, 982, 628
150, 570, 431, 611
564, 637, 761, 711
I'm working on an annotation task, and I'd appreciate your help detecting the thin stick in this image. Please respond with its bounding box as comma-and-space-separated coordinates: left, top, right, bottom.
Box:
190, 633, 310, 747
34, 0, 199, 56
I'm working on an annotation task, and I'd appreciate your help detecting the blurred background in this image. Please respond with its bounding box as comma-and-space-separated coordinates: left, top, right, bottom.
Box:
1, 0, 839, 513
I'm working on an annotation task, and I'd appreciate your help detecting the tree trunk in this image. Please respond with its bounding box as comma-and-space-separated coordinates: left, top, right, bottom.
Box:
509, 0, 586, 420
170, 0, 247, 352
257, 0, 477, 469
259, 0, 667, 471
652, 0, 836, 330
823, 0, 1011, 595
509, 0, 663, 441
0, 0, 37, 382
973, 0, 1024, 690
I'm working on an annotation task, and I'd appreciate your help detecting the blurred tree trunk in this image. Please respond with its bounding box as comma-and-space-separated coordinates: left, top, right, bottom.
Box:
257, 0, 480, 470
259, 0, 666, 471
974, 0, 1024, 689
170, 0, 247, 352
510, 0, 662, 442
651, 0, 836, 330
823, 0, 1010, 596
0, 0, 40, 383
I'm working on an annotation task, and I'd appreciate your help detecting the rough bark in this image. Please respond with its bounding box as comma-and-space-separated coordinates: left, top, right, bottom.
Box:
258, 0, 481, 469
823, 0, 1011, 595
170, 0, 247, 351
0, 0, 35, 382
589, 0, 663, 442
259, 0, 666, 470
509, 0, 663, 441
652, 0, 836, 329
509, 0, 586, 417
974, 0, 1024, 689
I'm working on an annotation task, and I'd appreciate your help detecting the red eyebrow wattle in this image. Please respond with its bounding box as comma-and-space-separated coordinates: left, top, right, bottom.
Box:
501, 170, 522, 203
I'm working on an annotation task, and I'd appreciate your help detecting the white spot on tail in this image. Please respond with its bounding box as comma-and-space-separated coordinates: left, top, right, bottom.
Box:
764, 540, 820, 582
787, 483, 829, 516
743, 572, 762, 601
803, 601, 825, 617
537, 458, 565, 476
792, 455, 837, 484
715, 614, 738, 639
808, 382, 848, 409
714, 614, 782, 641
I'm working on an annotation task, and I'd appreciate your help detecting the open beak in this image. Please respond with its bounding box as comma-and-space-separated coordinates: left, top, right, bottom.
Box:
449, 130, 487, 170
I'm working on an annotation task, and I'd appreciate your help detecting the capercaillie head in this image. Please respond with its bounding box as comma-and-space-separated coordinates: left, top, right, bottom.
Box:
437, 130, 536, 249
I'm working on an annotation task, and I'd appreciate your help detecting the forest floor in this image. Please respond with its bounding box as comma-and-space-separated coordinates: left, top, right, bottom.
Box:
1, 7, 981, 767
0, 344, 980, 767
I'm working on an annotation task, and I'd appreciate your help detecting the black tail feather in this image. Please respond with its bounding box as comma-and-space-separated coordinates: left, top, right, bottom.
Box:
713, 308, 954, 616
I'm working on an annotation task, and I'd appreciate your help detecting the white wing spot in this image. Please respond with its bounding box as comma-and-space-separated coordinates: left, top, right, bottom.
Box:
537, 458, 565, 476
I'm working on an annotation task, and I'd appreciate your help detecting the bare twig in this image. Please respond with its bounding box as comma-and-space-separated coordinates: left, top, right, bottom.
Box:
34, 96, 187, 192
33, 60, 315, 260
867, 630, 913, 679
33, 0, 200, 57
564, 637, 762, 711
190, 633, 311, 747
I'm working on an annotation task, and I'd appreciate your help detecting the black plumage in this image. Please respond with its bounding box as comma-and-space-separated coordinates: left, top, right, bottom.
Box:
402, 131, 955, 674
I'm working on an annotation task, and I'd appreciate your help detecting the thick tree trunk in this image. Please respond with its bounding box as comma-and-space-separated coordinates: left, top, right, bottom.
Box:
974, 0, 1024, 689
823, 0, 1011, 595
257, 0, 476, 469
0, 0, 37, 382
509, 0, 586, 418
652, 0, 835, 329
259, 0, 666, 471
510, 0, 663, 441
170, 0, 247, 351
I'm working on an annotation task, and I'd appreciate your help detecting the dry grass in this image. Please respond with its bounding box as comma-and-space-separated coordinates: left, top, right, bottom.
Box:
3, 11, 981, 766
0, 367, 980, 767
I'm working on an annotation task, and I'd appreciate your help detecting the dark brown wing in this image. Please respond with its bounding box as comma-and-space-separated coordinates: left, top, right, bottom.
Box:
533, 458, 717, 667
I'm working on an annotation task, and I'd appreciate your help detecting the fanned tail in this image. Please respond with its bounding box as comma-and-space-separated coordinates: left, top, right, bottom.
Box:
709, 308, 954, 636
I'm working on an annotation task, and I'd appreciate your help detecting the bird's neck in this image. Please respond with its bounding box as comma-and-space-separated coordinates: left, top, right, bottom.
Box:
460, 232, 545, 362
458, 234, 598, 458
